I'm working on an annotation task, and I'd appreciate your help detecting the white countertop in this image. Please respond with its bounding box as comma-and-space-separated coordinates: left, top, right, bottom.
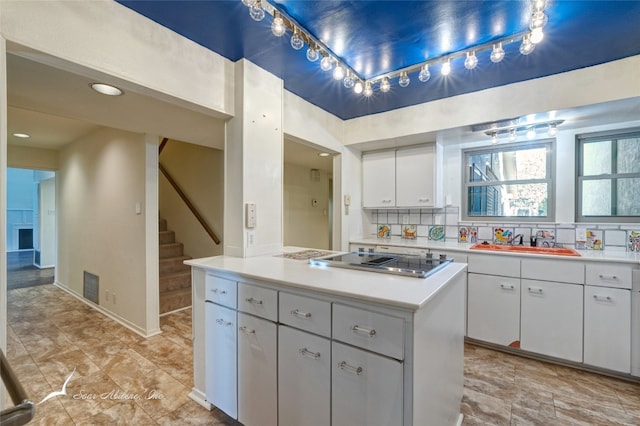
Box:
350, 237, 640, 264
185, 253, 467, 311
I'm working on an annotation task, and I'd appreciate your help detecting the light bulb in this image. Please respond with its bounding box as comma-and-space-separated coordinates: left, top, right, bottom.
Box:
343, 72, 355, 89
464, 51, 478, 70
271, 13, 286, 37
532, 0, 546, 12
353, 81, 363, 94
548, 123, 557, 136
363, 82, 373, 97
418, 64, 431, 82
519, 34, 535, 55
527, 127, 536, 139
380, 76, 391, 92
333, 65, 345, 81
491, 132, 498, 144
249, 4, 265, 21
320, 56, 333, 71
490, 43, 505, 63
530, 27, 544, 44
242, 0, 256, 7
398, 72, 410, 88
290, 29, 304, 50
509, 128, 517, 141
306, 46, 320, 62
530, 11, 548, 30
441, 60, 451, 76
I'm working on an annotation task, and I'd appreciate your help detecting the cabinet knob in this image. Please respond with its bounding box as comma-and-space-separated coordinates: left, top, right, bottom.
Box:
351, 325, 376, 337
338, 361, 363, 375
211, 288, 227, 295
598, 274, 618, 280
500, 284, 515, 290
239, 326, 255, 335
215, 318, 233, 326
528, 287, 543, 294
245, 297, 263, 305
592, 294, 613, 302
291, 309, 312, 319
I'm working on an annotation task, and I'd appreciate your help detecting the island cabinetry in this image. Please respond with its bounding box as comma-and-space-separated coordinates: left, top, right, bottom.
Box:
237, 283, 278, 426
467, 273, 521, 347
278, 325, 330, 426
584, 263, 633, 373
332, 341, 403, 426
362, 150, 396, 208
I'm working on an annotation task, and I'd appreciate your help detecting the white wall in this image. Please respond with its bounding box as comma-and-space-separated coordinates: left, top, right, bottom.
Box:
57, 127, 150, 334
283, 163, 331, 250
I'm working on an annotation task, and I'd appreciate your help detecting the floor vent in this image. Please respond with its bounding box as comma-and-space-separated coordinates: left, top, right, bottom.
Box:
83, 271, 99, 304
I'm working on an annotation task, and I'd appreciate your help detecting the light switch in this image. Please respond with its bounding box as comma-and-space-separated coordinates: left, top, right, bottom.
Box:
135, 202, 142, 215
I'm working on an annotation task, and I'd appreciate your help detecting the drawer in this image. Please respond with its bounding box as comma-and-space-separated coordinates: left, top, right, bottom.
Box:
238, 282, 278, 321
468, 254, 520, 277
332, 304, 404, 360
279, 293, 331, 337
521, 259, 584, 284
585, 263, 633, 289
205, 274, 237, 309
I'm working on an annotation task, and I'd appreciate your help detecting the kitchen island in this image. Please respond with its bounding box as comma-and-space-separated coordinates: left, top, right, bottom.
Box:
186, 250, 467, 426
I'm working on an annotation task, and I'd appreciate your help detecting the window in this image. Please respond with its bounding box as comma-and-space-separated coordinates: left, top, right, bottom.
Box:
576, 128, 640, 222
462, 140, 554, 221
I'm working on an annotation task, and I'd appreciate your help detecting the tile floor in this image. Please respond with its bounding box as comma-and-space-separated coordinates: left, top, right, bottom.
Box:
5, 284, 640, 425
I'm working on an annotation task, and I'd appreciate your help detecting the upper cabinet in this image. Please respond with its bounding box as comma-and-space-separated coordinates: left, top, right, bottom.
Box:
362, 144, 442, 208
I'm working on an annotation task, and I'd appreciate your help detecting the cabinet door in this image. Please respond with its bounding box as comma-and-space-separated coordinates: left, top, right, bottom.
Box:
396, 145, 436, 207
332, 342, 403, 426
278, 326, 330, 426
584, 286, 631, 373
467, 274, 521, 347
237, 313, 277, 426
521, 279, 583, 362
205, 302, 237, 419
362, 150, 396, 208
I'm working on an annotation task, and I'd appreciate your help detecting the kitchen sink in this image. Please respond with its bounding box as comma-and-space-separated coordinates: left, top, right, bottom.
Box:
470, 243, 582, 257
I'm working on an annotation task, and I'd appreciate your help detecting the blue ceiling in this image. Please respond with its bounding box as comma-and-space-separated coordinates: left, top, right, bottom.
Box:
116, 1, 640, 120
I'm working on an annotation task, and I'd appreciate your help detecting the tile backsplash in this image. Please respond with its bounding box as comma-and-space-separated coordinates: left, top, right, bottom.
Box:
365, 207, 640, 251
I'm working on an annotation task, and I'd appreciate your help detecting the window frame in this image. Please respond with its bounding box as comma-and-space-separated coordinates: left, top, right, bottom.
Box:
575, 127, 640, 223
461, 139, 556, 222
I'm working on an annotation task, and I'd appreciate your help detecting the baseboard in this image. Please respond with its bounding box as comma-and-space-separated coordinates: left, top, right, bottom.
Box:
53, 282, 162, 338
188, 388, 211, 410
160, 305, 191, 317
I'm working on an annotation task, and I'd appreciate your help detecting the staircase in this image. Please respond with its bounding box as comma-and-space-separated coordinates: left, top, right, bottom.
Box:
159, 218, 192, 314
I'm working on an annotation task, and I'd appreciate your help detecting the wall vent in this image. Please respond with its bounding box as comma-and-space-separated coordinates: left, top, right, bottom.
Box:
83, 271, 99, 304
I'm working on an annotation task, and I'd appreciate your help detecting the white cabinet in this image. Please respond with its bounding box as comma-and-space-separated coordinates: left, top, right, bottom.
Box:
362, 150, 396, 208
205, 301, 237, 419
362, 144, 442, 208
584, 286, 631, 373
278, 326, 330, 426
332, 341, 403, 426
237, 312, 278, 426
396, 144, 439, 207
521, 279, 583, 362
467, 273, 521, 347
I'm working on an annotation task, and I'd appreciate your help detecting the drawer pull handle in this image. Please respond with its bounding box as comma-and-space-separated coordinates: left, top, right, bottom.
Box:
239, 326, 255, 335
215, 318, 233, 327
351, 325, 376, 337
211, 289, 227, 295
291, 309, 312, 319
500, 284, 515, 290
299, 348, 321, 360
528, 287, 543, 294
245, 297, 263, 305
593, 295, 613, 302
598, 274, 618, 280
338, 361, 363, 375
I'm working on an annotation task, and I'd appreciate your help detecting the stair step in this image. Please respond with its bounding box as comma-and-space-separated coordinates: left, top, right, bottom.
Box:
160, 242, 184, 259
159, 230, 175, 244
159, 218, 168, 232
160, 256, 191, 275
160, 270, 191, 292
160, 287, 192, 314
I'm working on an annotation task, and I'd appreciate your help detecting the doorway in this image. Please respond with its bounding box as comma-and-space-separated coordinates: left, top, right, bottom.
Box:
283, 139, 335, 250
6, 168, 56, 290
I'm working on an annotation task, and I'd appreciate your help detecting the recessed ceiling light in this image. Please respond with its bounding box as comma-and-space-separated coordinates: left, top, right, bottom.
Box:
90, 83, 123, 96
318, 152, 331, 157
12, 133, 30, 138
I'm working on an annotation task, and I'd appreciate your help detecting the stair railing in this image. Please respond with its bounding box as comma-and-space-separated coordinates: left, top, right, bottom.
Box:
0, 350, 35, 426
159, 138, 221, 245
